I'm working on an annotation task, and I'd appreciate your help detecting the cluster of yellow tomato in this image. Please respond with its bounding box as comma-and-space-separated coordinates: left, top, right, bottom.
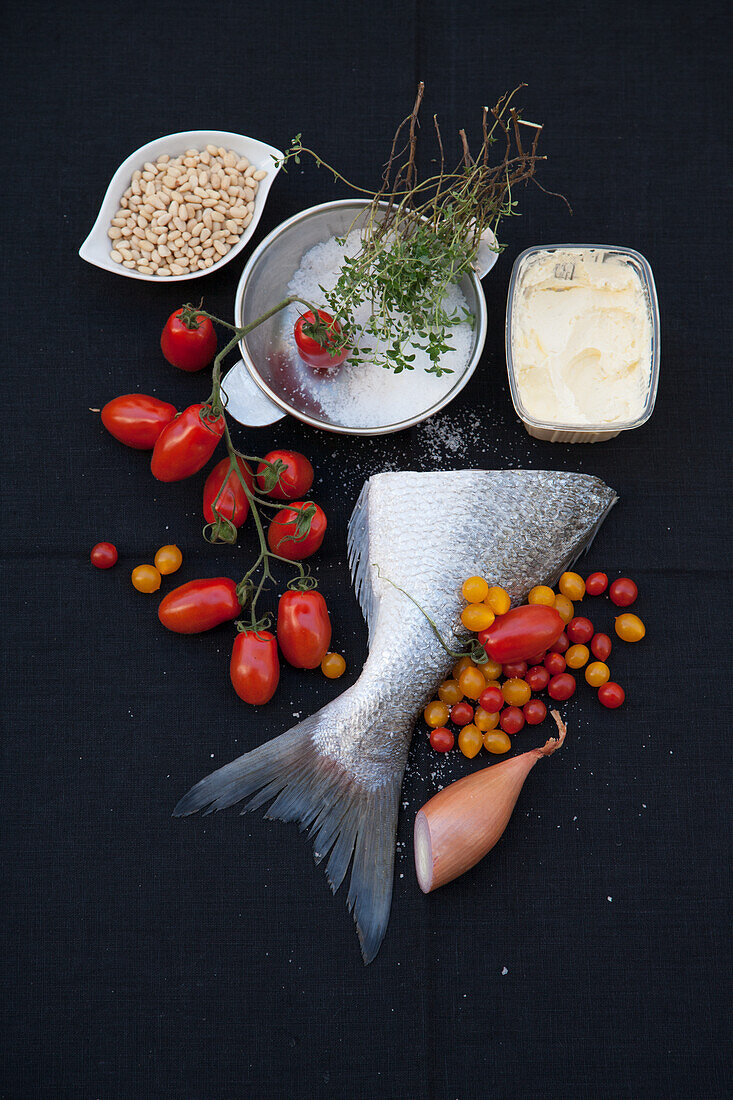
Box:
131, 544, 183, 593
459, 576, 511, 632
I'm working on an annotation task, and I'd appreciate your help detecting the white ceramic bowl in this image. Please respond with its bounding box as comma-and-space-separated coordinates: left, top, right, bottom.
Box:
79, 129, 283, 283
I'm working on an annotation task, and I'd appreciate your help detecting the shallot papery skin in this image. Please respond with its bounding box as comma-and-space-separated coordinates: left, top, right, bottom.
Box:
414, 712, 567, 893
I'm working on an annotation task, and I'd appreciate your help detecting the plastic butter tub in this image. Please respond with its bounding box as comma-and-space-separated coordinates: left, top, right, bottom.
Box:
505, 244, 660, 443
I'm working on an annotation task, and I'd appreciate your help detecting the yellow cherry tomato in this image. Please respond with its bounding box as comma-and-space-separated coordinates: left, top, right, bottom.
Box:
461, 603, 495, 632
484, 730, 512, 754
615, 613, 646, 642
566, 643, 590, 669
154, 544, 183, 575
502, 677, 531, 706
529, 585, 556, 607
438, 679, 463, 705
452, 655, 475, 680
585, 661, 610, 686
481, 657, 503, 680
462, 575, 489, 603
483, 679, 502, 690
458, 724, 483, 758
559, 571, 586, 601
554, 593, 575, 624
131, 564, 161, 593
485, 585, 511, 616
424, 700, 450, 728
474, 706, 500, 732
458, 666, 486, 701
321, 652, 346, 679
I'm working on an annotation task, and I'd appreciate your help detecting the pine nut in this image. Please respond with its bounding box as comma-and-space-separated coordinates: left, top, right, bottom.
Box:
157, 154, 170, 164
200, 227, 212, 242
202, 247, 215, 258
110, 248, 123, 262
252, 169, 267, 181
122, 260, 136, 268
214, 241, 229, 256
157, 267, 171, 276
169, 262, 185, 274
107, 227, 122, 239
138, 265, 154, 274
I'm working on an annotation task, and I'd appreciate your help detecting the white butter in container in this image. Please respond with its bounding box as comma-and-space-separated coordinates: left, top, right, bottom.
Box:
505, 245, 660, 443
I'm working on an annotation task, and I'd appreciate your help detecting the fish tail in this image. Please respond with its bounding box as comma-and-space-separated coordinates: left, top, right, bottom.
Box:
173, 709, 402, 964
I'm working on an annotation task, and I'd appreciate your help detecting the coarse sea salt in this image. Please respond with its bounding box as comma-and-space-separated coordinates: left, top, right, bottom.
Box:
284, 229, 474, 429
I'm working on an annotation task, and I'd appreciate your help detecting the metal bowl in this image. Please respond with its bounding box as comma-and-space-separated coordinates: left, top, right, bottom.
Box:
221, 200, 490, 435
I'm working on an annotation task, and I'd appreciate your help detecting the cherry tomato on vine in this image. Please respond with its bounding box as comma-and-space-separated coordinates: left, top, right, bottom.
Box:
161, 308, 217, 372
598, 682, 625, 709
101, 394, 177, 450
544, 652, 566, 676
277, 589, 332, 669
267, 502, 327, 561
609, 578, 638, 607
615, 613, 646, 642
450, 701, 475, 727
158, 577, 240, 633
525, 665, 550, 692
203, 457, 254, 528
479, 604, 564, 663
430, 727, 454, 753
230, 630, 279, 705
131, 564, 161, 593
321, 652, 346, 679
500, 706, 525, 735
478, 685, 504, 713
293, 310, 349, 370
256, 450, 314, 500
548, 673, 576, 701
154, 544, 182, 575
591, 633, 612, 661
585, 572, 608, 596
523, 699, 547, 725
90, 542, 118, 569
151, 404, 225, 482
484, 730, 511, 754
566, 617, 594, 645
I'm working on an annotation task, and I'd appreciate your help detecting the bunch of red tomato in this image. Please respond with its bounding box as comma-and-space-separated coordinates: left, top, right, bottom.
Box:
424, 570, 646, 758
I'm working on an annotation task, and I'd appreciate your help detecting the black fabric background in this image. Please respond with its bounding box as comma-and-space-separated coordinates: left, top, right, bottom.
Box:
2, 2, 731, 1097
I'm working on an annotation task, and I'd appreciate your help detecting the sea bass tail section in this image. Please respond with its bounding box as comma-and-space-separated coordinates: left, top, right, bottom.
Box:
173, 706, 403, 964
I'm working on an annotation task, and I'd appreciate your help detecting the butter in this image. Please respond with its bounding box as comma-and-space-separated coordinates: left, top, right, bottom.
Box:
511, 248, 652, 426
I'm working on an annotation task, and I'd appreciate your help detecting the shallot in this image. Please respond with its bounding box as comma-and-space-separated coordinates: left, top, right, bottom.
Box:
414, 711, 567, 893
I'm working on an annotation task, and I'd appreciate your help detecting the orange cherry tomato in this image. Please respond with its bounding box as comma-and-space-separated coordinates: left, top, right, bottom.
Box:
458, 666, 486, 701
461, 603, 495, 632
321, 652, 346, 679
131, 564, 161, 593
154, 544, 183, 575
438, 679, 463, 705
474, 707, 500, 732
566, 644, 590, 669
458, 724, 483, 758
481, 657, 503, 680
528, 585, 556, 606
615, 613, 646, 642
484, 730, 511, 754
559, 572, 586, 601
553, 593, 574, 624
485, 585, 511, 615
461, 576, 489, 603
424, 700, 450, 728
502, 678, 531, 706
585, 661, 610, 686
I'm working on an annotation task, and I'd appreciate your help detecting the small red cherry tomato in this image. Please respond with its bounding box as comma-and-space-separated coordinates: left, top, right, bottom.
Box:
548, 673, 576, 701
523, 699, 547, 725
585, 571, 609, 596
525, 665, 550, 692
161, 308, 217, 372
101, 394, 177, 450
158, 577, 240, 633
230, 630, 279, 705
502, 660, 527, 679
479, 604, 564, 663
478, 685, 504, 714
90, 542, 118, 569
609, 578, 638, 607
203, 457, 254, 527
591, 633, 613, 661
293, 310, 349, 370
429, 727, 454, 753
549, 631, 569, 654
267, 502, 327, 561
566, 617, 594, 645
450, 701, 474, 727
276, 589, 332, 669
256, 450, 314, 500
544, 652, 566, 676
598, 682, 625, 708
525, 651, 547, 665
151, 404, 225, 482
500, 706, 525, 734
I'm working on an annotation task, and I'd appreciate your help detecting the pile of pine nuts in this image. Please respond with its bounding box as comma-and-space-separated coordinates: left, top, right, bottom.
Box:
107, 146, 267, 277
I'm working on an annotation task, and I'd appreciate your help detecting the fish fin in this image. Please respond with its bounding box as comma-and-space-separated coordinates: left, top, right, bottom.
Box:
548, 485, 619, 584
174, 710, 401, 965
347, 478, 378, 643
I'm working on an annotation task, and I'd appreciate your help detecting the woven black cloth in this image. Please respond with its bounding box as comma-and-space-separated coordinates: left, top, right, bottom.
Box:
2, 1, 730, 1096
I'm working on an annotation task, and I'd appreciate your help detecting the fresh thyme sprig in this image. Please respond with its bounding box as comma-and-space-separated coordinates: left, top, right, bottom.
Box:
277, 84, 562, 376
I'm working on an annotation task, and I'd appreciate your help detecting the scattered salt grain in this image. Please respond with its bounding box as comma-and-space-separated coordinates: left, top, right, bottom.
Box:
501, 966, 508, 975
